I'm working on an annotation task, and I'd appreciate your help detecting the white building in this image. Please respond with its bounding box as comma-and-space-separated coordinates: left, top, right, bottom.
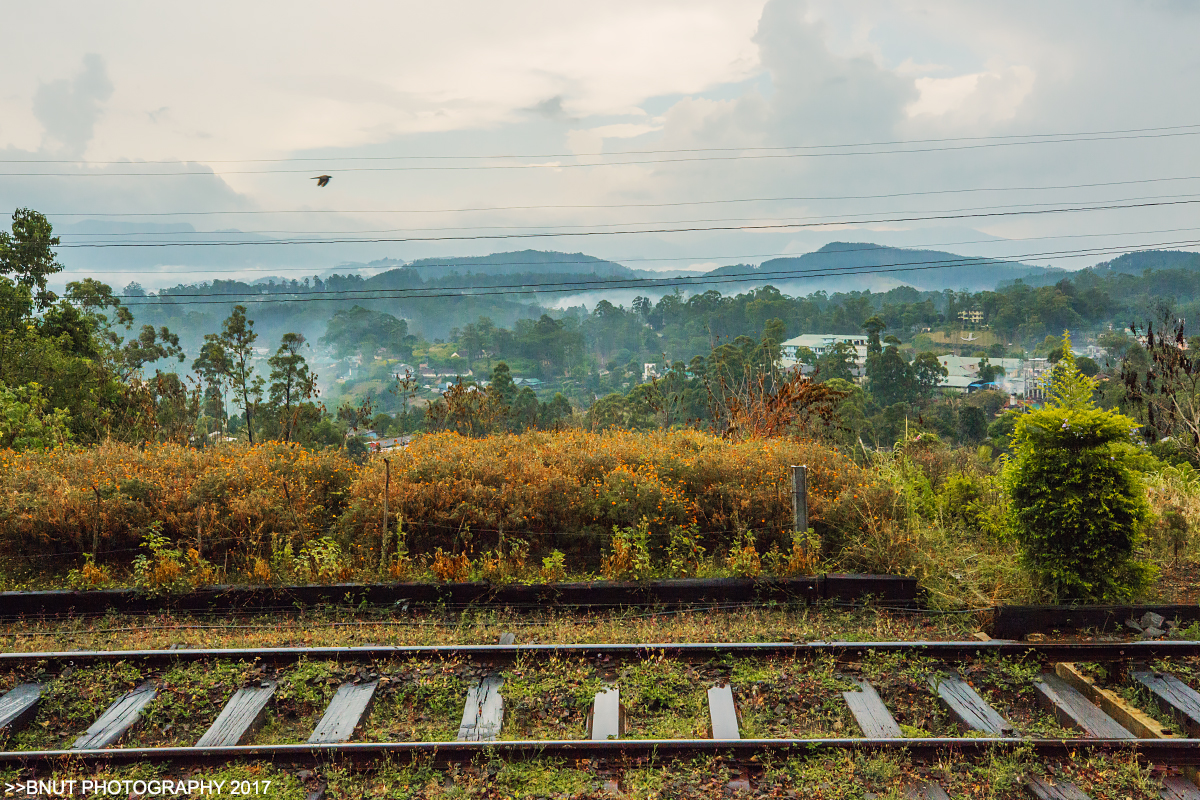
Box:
935, 355, 1024, 380
779, 334, 870, 370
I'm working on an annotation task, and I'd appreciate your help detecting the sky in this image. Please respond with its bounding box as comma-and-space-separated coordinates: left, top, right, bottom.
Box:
2, 0, 1200, 290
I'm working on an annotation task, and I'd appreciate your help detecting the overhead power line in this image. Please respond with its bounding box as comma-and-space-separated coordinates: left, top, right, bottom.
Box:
8, 122, 1200, 166
9, 129, 1200, 178
53, 197, 1200, 249
48, 191, 1200, 240
109, 237, 1200, 308
53, 225, 1200, 275
38, 173, 1200, 218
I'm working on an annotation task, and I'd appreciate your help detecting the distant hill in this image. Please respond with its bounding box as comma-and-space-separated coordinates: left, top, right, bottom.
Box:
404, 250, 636, 280
737, 242, 1064, 293
1090, 250, 1200, 276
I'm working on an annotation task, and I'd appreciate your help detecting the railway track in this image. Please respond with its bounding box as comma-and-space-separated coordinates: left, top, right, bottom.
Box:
3, 640, 1200, 798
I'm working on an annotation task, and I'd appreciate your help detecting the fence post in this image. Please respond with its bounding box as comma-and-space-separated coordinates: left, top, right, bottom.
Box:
790, 465, 808, 543
92, 484, 101, 557
380, 458, 391, 569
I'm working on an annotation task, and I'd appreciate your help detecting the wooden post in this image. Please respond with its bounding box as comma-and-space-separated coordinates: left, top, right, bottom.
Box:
379, 459, 391, 569
790, 465, 808, 541
92, 484, 101, 557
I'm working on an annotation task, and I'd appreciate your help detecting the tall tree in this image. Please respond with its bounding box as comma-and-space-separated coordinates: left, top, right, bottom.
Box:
268, 332, 317, 442
0, 208, 63, 311
192, 336, 231, 433
488, 362, 517, 410
218, 305, 263, 444
912, 352, 948, 399
869, 336, 914, 407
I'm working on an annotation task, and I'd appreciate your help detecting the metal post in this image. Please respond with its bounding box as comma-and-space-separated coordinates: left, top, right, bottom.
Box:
380, 458, 391, 569
790, 465, 808, 538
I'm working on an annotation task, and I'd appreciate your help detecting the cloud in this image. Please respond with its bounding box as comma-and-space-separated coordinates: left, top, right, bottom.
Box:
32, 53, 113, 158
3, 0, 1200, 285
524, 95, 571, 121
566, 122, 663, 154
907, 65, 1034, 121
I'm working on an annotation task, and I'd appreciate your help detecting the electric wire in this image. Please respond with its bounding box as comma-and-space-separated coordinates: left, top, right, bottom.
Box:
48, 191, 1200, 240
6, 124, 1200, 175
10, 121, 1200, 165
50, 197, 1200, 250
98, 236, 1200, 308
38, 172, 1200, 218
53, 225, 1200, 276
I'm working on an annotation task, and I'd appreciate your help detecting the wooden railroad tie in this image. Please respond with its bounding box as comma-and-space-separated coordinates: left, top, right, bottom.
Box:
196, 680, 277, 748
1032, 673, 1135, 739
457, 632, 515, 742
309, 681, 380, 745
72, 681, 158, 750
587, 687, 623, 740
0, 684, 43, 743
1132, 670, 1200, 738
842, 678, 950, 800
707, 684, 740, 740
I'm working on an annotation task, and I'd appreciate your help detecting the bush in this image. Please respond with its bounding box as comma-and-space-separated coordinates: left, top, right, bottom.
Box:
339, 428, 875, 570
0, 440, 358, 577
1006, 335, 1154, 601
0, 429, 883, 584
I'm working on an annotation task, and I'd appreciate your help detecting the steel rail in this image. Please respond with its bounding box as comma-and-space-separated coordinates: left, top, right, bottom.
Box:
2, 738, 1199, 769
3, 640, 1199, 667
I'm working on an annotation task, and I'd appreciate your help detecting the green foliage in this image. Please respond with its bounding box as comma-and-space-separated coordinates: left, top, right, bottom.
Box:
939, 472, 1004, 536
0, 382, 70, 451
320, 305, 410, 359
540, 549, 566, 581
217, 305, 264, 445
1006, 333, 1154, 600
0, 208, 63, 311
666, 524, 707, 577
345, 436, 369, 465
131, 522, 217, 594
601, 518, 653, 581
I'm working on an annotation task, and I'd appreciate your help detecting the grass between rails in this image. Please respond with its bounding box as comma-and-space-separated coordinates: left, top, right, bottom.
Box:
0, 608, 1190, 798
0, 742, 1174, 799
0, 604, 980, 653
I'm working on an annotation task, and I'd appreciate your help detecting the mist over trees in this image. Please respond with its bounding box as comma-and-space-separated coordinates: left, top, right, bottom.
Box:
7, 205, 1200, 465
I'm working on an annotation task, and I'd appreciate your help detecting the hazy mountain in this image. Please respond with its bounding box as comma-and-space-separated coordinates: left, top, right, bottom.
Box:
1090, 249, 1200, 276
403, 249, 637, 280
733, 242, 1066, 294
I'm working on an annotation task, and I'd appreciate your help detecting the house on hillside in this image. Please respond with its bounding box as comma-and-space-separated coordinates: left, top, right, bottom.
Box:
368, 435, 415, 453
779, 334, 870, 370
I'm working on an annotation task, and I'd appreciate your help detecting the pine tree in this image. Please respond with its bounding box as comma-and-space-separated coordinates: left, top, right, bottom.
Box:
1007, 331, 1154, 600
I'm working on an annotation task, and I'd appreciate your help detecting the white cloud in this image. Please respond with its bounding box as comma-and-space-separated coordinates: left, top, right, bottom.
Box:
2, 0, 1199, 283
907, 65, 1035, 121
0, 1, 766, 162
566, 123, 663, 155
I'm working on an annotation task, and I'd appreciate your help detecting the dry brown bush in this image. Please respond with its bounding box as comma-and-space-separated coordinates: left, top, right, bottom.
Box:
0, 430, 892, 581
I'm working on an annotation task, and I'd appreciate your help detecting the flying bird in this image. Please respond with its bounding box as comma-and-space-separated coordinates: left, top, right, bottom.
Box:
312, 175, 332, 187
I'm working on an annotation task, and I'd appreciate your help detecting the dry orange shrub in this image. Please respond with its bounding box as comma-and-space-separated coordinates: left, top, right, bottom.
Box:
0, 429, 900, 577
430, 548, 472, 582
0, 441, 357, 571
340, 429, 897, 567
